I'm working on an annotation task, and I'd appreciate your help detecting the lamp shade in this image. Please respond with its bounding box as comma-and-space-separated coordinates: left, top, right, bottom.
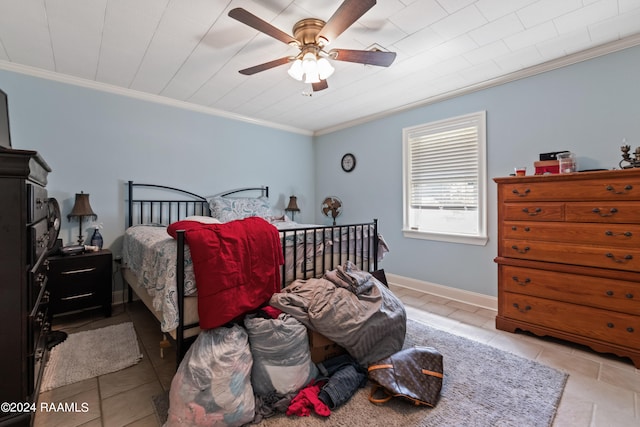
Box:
67, 192, 97, 245
285, 196, 300, 212
67, 192, 97, 219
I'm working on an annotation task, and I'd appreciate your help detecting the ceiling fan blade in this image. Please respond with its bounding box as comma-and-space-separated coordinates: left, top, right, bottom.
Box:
329, 48, 396, 67
229, 8, 299, 46
312, 80, 328, 91
239, 57, 292, 75
317, 0, 376, 45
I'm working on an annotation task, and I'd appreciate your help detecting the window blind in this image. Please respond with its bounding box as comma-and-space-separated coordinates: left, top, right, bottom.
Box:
408, 118, 480, 210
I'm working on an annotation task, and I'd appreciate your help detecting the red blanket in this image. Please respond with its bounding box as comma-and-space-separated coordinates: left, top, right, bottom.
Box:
167, 217, 284, 329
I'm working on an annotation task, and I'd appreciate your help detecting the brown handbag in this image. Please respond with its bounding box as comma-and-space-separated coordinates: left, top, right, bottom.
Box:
367, 346, 443, 407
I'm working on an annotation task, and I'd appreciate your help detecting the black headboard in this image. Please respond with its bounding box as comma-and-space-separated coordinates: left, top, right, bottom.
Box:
126, 181, 269, 227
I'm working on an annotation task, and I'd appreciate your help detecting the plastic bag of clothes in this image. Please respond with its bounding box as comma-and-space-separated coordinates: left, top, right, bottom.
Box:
244, 312, 318, 397
165, 324, 255, 427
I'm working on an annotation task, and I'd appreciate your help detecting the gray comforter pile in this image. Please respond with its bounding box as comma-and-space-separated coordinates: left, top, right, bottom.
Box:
269, 261, 406, 366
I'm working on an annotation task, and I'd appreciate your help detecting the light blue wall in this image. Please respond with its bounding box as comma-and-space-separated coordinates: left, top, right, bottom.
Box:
0, 70, 315, 256
314, 44, 640, 297
2, 44, 639, 299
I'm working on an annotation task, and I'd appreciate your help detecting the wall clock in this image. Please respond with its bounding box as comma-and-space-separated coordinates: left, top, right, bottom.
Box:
341, 153, 356, 172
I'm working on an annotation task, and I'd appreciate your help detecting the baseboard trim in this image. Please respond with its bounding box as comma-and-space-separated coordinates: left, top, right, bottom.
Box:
386, 273, 497, 311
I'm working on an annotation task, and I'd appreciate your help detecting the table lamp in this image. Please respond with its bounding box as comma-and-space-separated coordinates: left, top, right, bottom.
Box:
67, 192, 97, 245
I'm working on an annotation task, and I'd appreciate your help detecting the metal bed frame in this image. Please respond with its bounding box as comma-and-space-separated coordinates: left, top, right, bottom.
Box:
124, 180, 379, 363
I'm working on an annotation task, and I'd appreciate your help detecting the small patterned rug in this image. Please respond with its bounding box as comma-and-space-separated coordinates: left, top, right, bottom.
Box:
153, 318, 568, 426
41, 322, 143, 392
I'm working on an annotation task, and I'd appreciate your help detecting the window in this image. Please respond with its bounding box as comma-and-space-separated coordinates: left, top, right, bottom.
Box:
402, 111, 487, 245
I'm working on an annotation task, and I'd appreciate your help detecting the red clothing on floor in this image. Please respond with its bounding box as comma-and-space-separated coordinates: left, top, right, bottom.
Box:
286, 380, 330, 417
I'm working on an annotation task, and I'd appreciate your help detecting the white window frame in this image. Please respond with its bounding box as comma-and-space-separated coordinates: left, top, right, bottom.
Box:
402, 111, 488, 246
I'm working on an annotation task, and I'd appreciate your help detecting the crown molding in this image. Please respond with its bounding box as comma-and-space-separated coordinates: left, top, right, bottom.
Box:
2, 33, 639, 138
0, 60, 313, 136
314, 34, 640, 136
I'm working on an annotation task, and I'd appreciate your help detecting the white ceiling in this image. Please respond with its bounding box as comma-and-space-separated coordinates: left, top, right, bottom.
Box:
1, 0, 640, 135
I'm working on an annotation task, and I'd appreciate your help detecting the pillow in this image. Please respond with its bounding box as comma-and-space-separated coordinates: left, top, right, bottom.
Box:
183, 215, 221, 224
207, 196, 272, 222
265, 214, 292, 224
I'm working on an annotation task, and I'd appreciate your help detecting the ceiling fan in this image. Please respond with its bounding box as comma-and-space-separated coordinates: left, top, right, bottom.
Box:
228, 0, 396, 92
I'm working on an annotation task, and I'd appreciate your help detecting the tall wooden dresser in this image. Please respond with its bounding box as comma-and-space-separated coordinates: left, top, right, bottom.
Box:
0, 148, 53, 426
494, 169, 640, 368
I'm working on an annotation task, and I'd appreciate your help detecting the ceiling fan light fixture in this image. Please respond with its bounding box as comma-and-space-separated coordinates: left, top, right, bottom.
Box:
304, 71, 321, 84
287, 59, 304, 80
302, 52, 321, 83
317, 57, 334, 80
229, 2, 396, 91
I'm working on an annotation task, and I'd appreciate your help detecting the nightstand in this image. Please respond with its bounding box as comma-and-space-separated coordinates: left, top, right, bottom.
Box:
47, 249, 112, 318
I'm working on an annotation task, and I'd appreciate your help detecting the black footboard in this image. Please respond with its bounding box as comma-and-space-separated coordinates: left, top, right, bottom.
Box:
123, 181, 381, 366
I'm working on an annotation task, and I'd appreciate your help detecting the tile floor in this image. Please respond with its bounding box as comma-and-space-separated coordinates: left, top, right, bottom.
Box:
35, 285, 640, 427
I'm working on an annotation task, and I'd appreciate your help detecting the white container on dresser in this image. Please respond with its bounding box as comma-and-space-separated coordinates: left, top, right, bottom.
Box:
494, 169, 640, 368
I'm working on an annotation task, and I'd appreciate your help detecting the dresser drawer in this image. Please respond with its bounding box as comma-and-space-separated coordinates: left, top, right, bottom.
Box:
503, 221, 640, 247
502, 239, 640, 271
565, 201, 640, 223
500, 265, 639, 314
502, 293, 640, 349
27, 183, 48, 223
502, 203, 564, 221
28, 218, 50, 265
499, 174, 640, 202
48, 250, 112, 317
29, 254, 49, 309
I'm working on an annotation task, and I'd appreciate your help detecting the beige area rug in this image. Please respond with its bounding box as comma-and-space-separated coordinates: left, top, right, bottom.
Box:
41, 322, 143, 392
154, 319, 568, 427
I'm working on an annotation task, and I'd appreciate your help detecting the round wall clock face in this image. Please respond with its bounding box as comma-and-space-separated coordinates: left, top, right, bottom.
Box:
341, 153, 356, 172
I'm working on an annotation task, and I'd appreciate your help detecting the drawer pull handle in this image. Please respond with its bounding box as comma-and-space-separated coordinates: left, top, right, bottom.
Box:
592, 207, 618, 217
605, 184, 633, 194
605, 230, 632, 237
511, 245, 530, 254
522, 207, 542, 216
626, 293, 634, 299
61, 267, 96, 275
511, 276, 531, 286
61, 292, 94, 301
512, 303, 531, 313
510, 226, 531, 232
607, 322, 614, 328
512, 188, 530, 197
606, 290, 614, 296
605, 253, 633, 263
627, 327, 635, 333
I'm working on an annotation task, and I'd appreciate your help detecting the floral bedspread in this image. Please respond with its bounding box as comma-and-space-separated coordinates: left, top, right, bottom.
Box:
122, 225, 197, 332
